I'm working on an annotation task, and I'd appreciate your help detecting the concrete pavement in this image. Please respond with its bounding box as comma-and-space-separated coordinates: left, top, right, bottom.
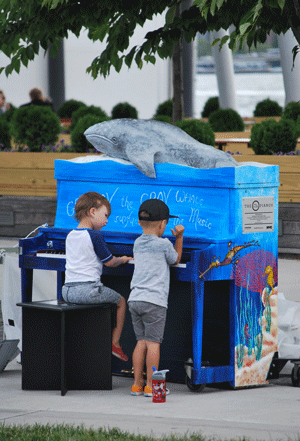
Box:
1, 237, 300, 440
1, 358, 300, 440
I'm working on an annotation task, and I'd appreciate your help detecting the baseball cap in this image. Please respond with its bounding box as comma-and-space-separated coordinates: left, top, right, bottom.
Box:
138, 199, 178, 221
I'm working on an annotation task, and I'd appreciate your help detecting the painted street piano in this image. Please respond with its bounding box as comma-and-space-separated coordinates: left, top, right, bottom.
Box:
19, 156, 279, 389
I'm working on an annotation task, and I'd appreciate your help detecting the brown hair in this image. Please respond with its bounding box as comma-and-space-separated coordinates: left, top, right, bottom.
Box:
29, 88, 43, 101
74, 191, 111, 222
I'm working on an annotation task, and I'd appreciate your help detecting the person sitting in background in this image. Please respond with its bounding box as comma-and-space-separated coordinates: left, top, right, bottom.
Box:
20, 87, 53, 110
0, 90, 11, 114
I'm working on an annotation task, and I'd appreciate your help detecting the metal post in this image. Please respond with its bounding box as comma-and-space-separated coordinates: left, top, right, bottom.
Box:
181, 0, 194, 118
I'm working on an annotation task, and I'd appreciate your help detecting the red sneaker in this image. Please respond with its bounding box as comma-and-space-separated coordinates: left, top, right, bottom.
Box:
112, 344, 128, 362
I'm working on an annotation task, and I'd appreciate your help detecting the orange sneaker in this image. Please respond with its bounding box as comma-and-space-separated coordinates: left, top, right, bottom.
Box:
144, 385, 152, 397
131, 385, 143, 396
112, 344, 128, 362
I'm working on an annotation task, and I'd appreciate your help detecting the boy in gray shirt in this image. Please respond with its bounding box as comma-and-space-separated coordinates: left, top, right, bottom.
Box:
128, 199, 184, 396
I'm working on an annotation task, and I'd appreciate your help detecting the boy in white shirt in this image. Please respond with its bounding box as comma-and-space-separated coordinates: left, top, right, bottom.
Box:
62, 191, 132, 362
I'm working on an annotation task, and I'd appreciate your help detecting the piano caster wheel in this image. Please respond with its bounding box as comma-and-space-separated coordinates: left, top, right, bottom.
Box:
291, 365, 300, 387
185, 375, 206, 392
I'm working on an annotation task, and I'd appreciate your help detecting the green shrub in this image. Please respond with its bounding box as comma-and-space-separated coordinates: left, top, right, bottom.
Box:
154, 99, 173, 118
253, 98, 282, 117
71, 114, 109, 153
175, 119, 215, 146
153, 115, 172, 124
3, 104, 16, 123
57, 99, 86, 118
201, 96, 219, 118
282, 101, 300, 122
208, 108, 245, 132
11, 106, 60, 151
250, 118, 297, 154
71, 105, 108, 130
111, 102, 138, 119
0, 115, 11, 150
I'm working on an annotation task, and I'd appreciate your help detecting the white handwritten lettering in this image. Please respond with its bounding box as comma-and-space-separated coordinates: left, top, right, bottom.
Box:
114, 211, 138, 228
175, 190, 203, 206
121, 195, 134, 211
189, 208, 212, 230
140, 188, 172, 204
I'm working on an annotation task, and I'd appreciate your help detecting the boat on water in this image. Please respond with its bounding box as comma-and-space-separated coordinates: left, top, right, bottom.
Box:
196, 52, 282, 74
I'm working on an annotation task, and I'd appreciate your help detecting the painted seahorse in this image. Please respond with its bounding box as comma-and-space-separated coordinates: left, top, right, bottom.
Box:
264, 265, 274, 299
199, 240, 260, 279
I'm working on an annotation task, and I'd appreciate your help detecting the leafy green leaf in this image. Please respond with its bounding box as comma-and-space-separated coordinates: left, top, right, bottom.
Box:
144, 54, 156, 64
211, 37, 220, 47
210, 0, 217, 15
125, 46, 137, 68
165, 5, 176, 25
239, 22, 252, 35
219, 34, 229, 48
278, 0, 286, 10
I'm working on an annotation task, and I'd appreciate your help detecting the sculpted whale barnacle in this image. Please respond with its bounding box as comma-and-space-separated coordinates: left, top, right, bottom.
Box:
84, 118, 238, 178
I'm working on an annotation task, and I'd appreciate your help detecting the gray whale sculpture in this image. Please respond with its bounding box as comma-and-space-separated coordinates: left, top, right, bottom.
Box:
84, 118, 238, 178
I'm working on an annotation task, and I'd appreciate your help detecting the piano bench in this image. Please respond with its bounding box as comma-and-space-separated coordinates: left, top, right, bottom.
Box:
17, 299, 117, 396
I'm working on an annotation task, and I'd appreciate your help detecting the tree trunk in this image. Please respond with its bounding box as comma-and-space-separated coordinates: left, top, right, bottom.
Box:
172, 6, 184, 123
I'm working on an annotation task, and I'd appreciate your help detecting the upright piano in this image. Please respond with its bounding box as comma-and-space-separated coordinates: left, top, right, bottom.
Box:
20, 156, 279, 389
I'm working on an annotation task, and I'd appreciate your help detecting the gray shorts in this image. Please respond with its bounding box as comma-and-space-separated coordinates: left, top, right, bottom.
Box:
128, 301, 167, 344
62, 280, 121, 304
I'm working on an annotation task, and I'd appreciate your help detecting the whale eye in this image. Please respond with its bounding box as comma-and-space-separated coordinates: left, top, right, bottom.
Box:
111, 137, 118, 144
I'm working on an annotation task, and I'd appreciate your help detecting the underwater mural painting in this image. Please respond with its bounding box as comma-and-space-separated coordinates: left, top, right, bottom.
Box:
232, 249, 278, 386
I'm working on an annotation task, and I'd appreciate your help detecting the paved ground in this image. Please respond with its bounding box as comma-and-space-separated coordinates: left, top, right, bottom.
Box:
1, 238, 300, 440
1, 358, 300, 440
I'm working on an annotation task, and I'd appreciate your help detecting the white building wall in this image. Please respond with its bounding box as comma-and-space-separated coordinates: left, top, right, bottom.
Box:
0, 15, 170, 119
0, 50, 49, 107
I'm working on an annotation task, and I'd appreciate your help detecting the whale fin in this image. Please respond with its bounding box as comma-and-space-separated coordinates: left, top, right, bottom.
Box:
126, 148, 157, 178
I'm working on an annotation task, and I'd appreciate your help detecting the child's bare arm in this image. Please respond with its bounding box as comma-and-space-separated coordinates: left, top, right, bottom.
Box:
171, 225, 185, 265
105, 255, 133, 267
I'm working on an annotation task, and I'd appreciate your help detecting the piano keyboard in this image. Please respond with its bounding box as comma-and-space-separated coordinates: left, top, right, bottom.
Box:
35, 252, 186, 267
36, 251, 66, 259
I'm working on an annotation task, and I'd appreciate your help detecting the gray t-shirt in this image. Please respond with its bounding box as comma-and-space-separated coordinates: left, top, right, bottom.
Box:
128, 234, 178, 308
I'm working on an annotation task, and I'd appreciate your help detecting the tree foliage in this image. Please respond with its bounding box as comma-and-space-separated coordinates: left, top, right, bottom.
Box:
0, 0, 298, 78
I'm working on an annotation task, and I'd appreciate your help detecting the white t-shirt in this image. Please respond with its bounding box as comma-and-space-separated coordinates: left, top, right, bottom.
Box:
65, 229, 113, 284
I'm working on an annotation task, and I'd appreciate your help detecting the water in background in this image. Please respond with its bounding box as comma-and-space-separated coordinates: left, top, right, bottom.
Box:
195, 72, 285, 118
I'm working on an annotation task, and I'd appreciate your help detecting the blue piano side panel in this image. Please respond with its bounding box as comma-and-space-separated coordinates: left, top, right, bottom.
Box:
54, 157, 279, 387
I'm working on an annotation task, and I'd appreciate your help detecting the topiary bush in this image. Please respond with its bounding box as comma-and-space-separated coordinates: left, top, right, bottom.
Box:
175, 119, 215, 146
153, 115, 172, 124
71, 105, 108, 130
208, 108, 245, 132
111, 102, 138, 119
10, 105, 60, 151
57, 99, 86, 118
0, 115, 11, 150
201, 96, 219, 118
2, 104, 16, 123
154, 99, 173, 118
250, 118, 297, 155
71, 114, 109, 153
282, 101, 300, 122
253, 98, 282, 117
